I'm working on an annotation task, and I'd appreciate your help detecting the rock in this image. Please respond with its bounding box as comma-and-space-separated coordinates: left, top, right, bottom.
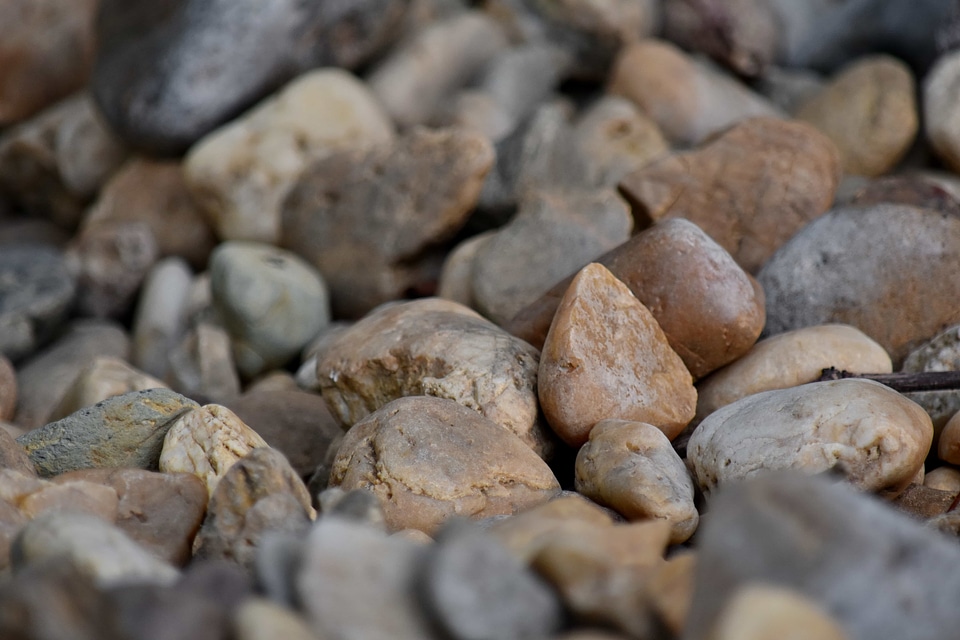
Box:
796, 55, 917, 176
890, 484, 955, 521
688, 379, 932, 497
575, 420, 698, 543
0, 245, 76, 362
12, 511, 179, 587
709, 585, 849, 640
132, 257, 194, 380
926, 50, 960, 174
619, 117, 841, 273
925, 467, 960, 495
0, 427, 34, 475
695, 324, 892, 423
282, 126, 493, 318
166, 321, 242, 405
318, 298, 552, 456
644, 552, 697, 638
0, 218, 71, 249
16, 479, 118, 522
233, 598, 319, 640
0, 0, 98, 125
297, 517, 434, 640
758, 204, 960, 364
609, 40, 783, 147
92, 0, 406, 155
51, 468, 208, 567
368, 11, 508, 128
902, 324, 960, 437
417, 521, 564, 640
318, 488, 386, 530
17, 388, 199, 477
686, 472, 960, 640
330, 396, 560, 533
840, 174, 960, 216
0, 355, 15, 422
939, 412, 960, 465
185, 69, 395, 244
755, 65, 826, 114
14, 320, 130, 429
539, 263, 696, 446
437, 231, 496, 308
508, 218, 765, 379
49, 356, 168, 423
471, 189, 632, 325
210, 242, 330, 378
194, 448, 314, 570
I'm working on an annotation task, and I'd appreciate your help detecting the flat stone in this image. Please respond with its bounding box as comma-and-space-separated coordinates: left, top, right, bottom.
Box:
166, 320, 242, 405
330, 396, 560, 534
709, 585, 849, 640
688, 379, 932, 497
17, 388, 199, 477
49, 356, 168, 423
132, 258, 194, 380
539, 263, 696, 447
619, 117, 841, 273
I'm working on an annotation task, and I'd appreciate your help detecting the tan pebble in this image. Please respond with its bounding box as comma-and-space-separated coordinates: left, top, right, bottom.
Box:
939, 412, 960, 465
925, 467, 960, 495
18, 480, 118, 521
709, 584, 848, 640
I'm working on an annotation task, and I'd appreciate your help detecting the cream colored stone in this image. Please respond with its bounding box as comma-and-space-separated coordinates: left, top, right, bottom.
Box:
709, 584, 848, 640
939, 411, 960, 465
696, 324, 892, 423
159, 404, 269, 496
49, 356, 167, 422
925, 466, 960, 495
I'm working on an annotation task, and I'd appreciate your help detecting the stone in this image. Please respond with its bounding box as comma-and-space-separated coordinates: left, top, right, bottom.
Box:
14, 320, 130, 429
797, 55, 917, 176
539, 263, 696, 447
890, 484, 955, 521
0, 427, 34, 475
318, 298, 552, 456
330, 396, 560, 534
92, 0, 406, 155
83, 158, 217, 269
508, 218, 765, 379
619, 117, 841, 273
0, 0, 98, 125
0, 355, 15, 421
369, 11, 508, 128
758, 204, 960, 364
644, 552, 696, 638
686, 472, 960, 640
17, 480, 119, 522
688, 379, 932, 497
132, 257, 194, 380
925, 466, 960, 495
12, 511, 179, 587
226, 388, 342, 477
696, 324, 893, 423
234, 598, 319, 640
841, 174, 960, 216
17, 388, 199, 477
319, 488, 386, 530
609, 40, 783, 147
297, 517, 434, 640
49, 356, 168, 423
185, 69, 395, 244
575, 420, 698, 544
417, 521, 564, 640
281, 126, 494, 318
159, 403, 270, 496
194, 448, 314, 570
709, 585, 849, 640
437, 231, 496, 308
755, 65, 826, 114
166, 321, 242, 405
0, 245, 76, 362
210, 242, 330, 378
0, 218, 71, 249
902, 324, 960, 437
52, 468, 208, 567
471, 189, 632, 325
926, 51, 960, 174
939, 412, 960, 465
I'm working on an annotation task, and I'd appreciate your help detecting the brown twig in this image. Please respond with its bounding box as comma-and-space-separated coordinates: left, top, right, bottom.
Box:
816, 367, 960, 394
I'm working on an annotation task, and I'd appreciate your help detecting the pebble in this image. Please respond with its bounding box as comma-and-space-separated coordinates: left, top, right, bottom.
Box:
901, 324, 960, 436
0, 427, 34, 475
185, 69, 395, 244
797, 55, 917, 176
318, 298, 553, 457
926, 50, 960, 175
759, 204, 960, 364
708, 584, 849, 640
281, 127, 494, 318
17, 388, 199, 477
0, 354, 16, 422
644, 551, 697, 637
538, 263, 696, 446
233, 598, 319, 640
755, 65, 826, 114
688, 379, 932, 497
508, 218, 765, 379
619, 117, 841, 273
16, 478, 118, 523
131, 257, 194, 380
210, 241, 330, 378
437, 231, 496, 308
841, 174, 960, 215
166, 320, 242, 405
575, 420, 698, 544
330, 396, 560, 533
890, 483, 955, 521
925, 466, 960, 495
48, 356, 167, 422
695, 324, 893, 423
939, 412, 960, 465
159, 403, 269, 496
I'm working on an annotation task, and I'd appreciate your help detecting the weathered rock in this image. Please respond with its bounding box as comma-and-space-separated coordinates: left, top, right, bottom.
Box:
185, 69, 395, 244
758, 204, 960, 364
233, 598, 319, 640
17, 388, 199, 477
797, 55, 917, 176
688, 379, 932, 497
166, 321, 242, 405
49, 356, 168, 423
575, 420, 698, 543
132, 257, 194, 380
330, 396, 560, 534
318, 298, 552, 456
619, 117, 841, 273
695, 324, 892, 423
709, 585, 849, 640
925, 466, 960, 495
539, 263, 696, 446
926, 50, 960, 176
437, 231, 496, 309
281, 127, 494, 318
0, 355, 15, 422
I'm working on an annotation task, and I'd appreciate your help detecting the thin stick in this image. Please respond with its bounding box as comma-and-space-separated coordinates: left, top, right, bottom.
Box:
817, 367, 960, 394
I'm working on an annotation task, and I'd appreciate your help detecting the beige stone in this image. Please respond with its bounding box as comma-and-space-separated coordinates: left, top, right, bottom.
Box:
49, 356, 167, 422
18, 481, 118, 521
709, 585, 849, 640
233, 598, 319, 640
0, 424, 33, 476
696, 324, 892, 423
329, 396, 560, 534
925, 466, 960, 495
436, 231, 495, 308
924, 50, 960, 173
644, 551, 696, 638
539, 263, 696, 447
939, 412, 960, 465
689, 379, 933, 497
159, 404, 269, 496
